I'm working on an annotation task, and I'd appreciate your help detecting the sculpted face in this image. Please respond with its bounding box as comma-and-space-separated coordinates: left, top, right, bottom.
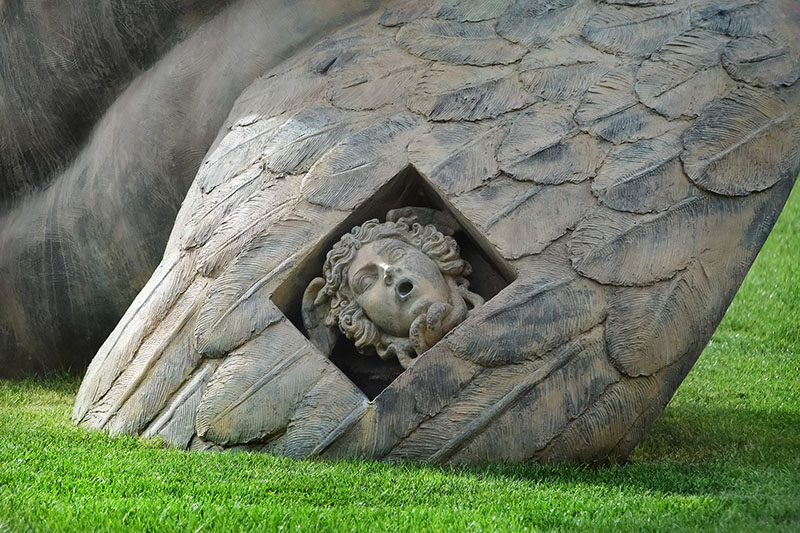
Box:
347, 239, 451, 338
303, 214, 484, 368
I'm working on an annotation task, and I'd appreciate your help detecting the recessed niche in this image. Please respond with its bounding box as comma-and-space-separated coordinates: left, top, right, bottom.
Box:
273, 165, 516, 399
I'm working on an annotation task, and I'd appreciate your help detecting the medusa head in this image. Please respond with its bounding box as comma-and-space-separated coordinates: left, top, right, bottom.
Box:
303, 214, 483, 368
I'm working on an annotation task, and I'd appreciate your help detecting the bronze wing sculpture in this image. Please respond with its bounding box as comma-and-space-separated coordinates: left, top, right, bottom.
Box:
73, 0, 800, 462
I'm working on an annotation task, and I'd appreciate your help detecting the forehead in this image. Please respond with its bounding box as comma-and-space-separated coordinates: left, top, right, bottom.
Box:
347, 238, 412, 275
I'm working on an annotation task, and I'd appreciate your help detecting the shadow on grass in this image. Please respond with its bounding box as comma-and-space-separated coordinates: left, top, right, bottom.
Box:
635, 404, 800, 464
357, 403, 800, 498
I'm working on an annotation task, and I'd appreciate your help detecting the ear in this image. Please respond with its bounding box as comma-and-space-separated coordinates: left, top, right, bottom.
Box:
302, 277, 338, 356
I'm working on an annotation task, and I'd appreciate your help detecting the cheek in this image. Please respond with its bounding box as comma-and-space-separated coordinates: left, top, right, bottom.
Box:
414, 260, 449, 292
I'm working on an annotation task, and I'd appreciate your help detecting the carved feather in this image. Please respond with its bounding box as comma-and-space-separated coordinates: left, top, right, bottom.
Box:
199, 105, 367, 198
436, 0, 514, 21
534, 376, 660, 462
197, 175, 301, 278
520, 37, 618, 70
582, 4, 691, 56
499, 103, 578, 165
327, 49, 424, 111
396, 19, 526, 66
390, 329, 613, 462
568, 191, 777, 286
574, 56, 677, 141
141, 360, 220, 448
605, 261, 714, 377
182, 164, 267, 250
485, 181, 596, 259
196, 116, 284, 194
635, 29, 733, 119
73, 251, 199, 424
522, 62, 614, 101
451, 174, 536, 231
408, 120, 507, 195
78, 277, 208, 430
446, 276, 607, 366
104, 320, 199, 437
379, 0, 440, 27
599, 0, 675, 4
306, 28, 393, 76
408, 64, 532, 122
224, 64, 326, 125
195, 203, 342, 356
575, 67, 638, 126
260, 107, 371, 175
284, 370, 367, 458
681, 86, 800, 196
690, 0, 766, 37
496, 0, 596, 49
593, 128, 698, 213
441, 328, 620, 463
582, 104, 676, 145
301, 113, 421, 209
499, 103, 609, 183
722, 35, 800, 88
196, 321, 329, 445
321, 345, 481, 459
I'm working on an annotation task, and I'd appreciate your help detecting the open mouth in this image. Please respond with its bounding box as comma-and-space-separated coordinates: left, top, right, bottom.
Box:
396, 279, 414, 300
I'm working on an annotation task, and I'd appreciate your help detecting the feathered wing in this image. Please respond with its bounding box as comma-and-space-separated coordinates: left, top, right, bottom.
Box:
75, 0, 800, 463
307, 0, 800, 464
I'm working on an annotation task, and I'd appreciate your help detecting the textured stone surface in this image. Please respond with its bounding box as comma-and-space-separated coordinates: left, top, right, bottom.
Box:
13, 0, 800, 463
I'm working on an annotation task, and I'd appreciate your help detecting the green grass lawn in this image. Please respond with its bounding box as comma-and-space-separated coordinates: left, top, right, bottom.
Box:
2, 185, 799, 532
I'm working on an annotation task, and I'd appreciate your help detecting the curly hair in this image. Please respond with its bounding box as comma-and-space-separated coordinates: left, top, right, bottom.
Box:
315, 218, 472, 360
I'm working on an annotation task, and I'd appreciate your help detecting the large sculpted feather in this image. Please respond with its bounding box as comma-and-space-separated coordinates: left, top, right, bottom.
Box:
408, 64, 533, 122
568, 189, 785, 286
592, 128, 698, 213
446, 275, 608, 366
182, 163, 269, 250
582, 4, 691, 56
326, 49, 426, 111
73, 251, 200, 425
301, 113, 422, 209
195, 175, 301, 277
635, 29, 734, 119
437, 0, 514, 21
496, 0, 596, 48
453, 177, 596, 259
722, 35, 800, 89
396, 19, 526, 66
428, 329, 620, 463
605, 261, 714, 377
576, 66, 677, 145
408, 120, 507, 195
682, 86, 800, 196
498, 103, 610, 184
195, 203, 342, 357
195, 320, 330, 445
74, 0, 800, 465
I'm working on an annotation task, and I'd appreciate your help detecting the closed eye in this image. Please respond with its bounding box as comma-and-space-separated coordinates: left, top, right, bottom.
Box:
353, 272, 376, 294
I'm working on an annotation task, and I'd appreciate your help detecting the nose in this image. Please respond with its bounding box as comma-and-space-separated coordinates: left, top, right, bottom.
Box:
382, 265, 397, 286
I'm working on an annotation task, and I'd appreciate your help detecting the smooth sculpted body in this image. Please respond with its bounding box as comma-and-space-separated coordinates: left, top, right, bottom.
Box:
304, 214, 483, 368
